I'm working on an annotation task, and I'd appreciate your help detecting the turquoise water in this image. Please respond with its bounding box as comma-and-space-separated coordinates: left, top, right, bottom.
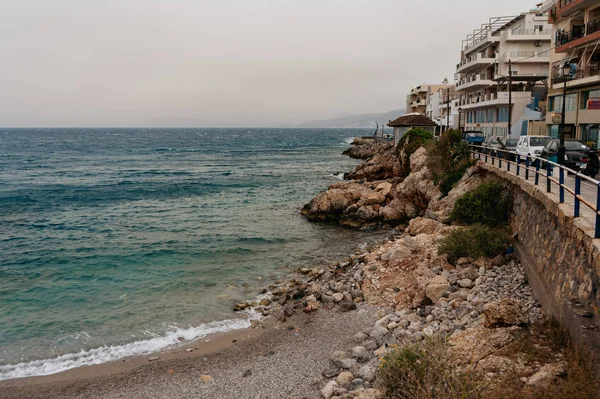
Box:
0, 128, 386, 380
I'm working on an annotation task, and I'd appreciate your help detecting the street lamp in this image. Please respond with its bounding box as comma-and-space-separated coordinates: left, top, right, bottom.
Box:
558, 62, 572, 165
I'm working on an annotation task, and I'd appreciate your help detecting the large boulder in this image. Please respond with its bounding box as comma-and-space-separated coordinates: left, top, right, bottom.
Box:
483, 298, 526, 328
425, 275, 450, 304
407, 217, 445, 236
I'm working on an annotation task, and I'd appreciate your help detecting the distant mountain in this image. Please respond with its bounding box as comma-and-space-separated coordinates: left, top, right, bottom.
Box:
297, 109, 406, 129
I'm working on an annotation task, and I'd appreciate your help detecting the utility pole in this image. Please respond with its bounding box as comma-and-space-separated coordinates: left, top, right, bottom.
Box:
508, 60, 513, 138
446, 88, 451, 133
559, 68, 568, 165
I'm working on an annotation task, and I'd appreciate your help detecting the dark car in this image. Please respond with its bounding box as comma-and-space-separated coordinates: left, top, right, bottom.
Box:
497, 137, 518, 160
540, 139, 600, 178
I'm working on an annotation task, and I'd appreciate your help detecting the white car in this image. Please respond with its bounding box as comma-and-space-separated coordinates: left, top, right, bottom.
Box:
516, 135, 552, 159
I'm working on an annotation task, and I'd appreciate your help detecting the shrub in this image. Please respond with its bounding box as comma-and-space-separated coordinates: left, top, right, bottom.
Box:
398, 128, 434, 157
447, 129, 463, 145
439, 224, 509, 259
428, 134, 475, 197
378, 340, 484, 399
451, 181, 512, 226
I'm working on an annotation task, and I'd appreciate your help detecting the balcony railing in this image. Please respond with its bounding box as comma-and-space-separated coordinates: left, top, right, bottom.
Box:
556, 18, 600, 46
552, 64, 600, 84
511, 29, 552, 35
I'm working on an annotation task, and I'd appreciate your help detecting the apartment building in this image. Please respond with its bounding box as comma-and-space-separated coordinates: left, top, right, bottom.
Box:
456, 10, 552, 138
406, 84, 446, 114
545, 0, 600, 148
426, 87, 460, 132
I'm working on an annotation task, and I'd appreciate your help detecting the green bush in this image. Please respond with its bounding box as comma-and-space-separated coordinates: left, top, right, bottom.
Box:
439, 224, 509, 259
398, 128, 434, 157
428, 135, 475, 197
447, 129, 463, 145
378, 340, 484, 399
451, 181, 512, 226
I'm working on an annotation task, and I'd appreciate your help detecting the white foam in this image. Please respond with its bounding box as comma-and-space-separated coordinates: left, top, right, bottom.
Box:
0, 317, 253, 381
342, 137, 355, 144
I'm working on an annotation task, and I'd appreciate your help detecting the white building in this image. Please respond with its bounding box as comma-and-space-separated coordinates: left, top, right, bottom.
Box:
456, 9, 553, 138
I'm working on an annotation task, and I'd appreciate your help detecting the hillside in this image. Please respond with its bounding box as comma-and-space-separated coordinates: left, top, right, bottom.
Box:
297, 109, 406, 129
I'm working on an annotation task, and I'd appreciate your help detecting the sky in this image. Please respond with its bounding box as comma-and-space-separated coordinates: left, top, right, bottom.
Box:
0, 0, 538, 127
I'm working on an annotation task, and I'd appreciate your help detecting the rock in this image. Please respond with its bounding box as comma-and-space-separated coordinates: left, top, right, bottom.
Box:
349, 378, 365, 391
148, 356, 159, 361
407, 217, 443, 236
352, 346, 369, 361
321, 380, 338, 399
336, 358, 357, 370
304, 301, 320, 313
426, 275, 450, 304
423, 327, 435, 337
242, 369, 252, 378
259, 298, 272, 306
199, 375, 213, 383
233, 302, 249, 311
387, 321, 398, 330
363, 339, 378, 351
492, 255, 505, 266
366, 192, 386, 205
354, 332, 368, 342
356, 365, 376, 382
369, 324, 389, 340
376, 182, 393, 197
527, 363, 565, 388
323, 367, 340, 378
185, 348, 193, 353
332, 293, 344, 303
335, 371, 354, 389
339, 300, 357, 312
458, 279, 474, 289
484, 298, 526, 327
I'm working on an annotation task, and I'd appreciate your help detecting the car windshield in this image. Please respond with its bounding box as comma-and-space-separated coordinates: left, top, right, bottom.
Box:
505, 139, 518, 146
466, 133, 484, 138
565, 141, 591, 151
530, 137, 551, 147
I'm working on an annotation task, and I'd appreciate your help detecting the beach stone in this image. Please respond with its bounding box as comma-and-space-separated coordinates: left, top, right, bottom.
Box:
332, 293, 344, 303
426, 276, 450, 304
356, 366, 376, 382
148, 356, 159, 361
351, 346, 369, 361
233, 302, 249, 311
369, 324, 388, 340
321, 380, 338, 399
354, 332, 368, 342
185, 348, 193, 353
259, 298, 271, 306
363, 339, 378, 351
458, 279, 474, 289
242, 369, 252, 378
335, 371, 354, 389
484, 298, 526, 327
349, 378, 365, 391
199, 375, 213, 383
323, 367, 340, 378
336, 358, 357, 370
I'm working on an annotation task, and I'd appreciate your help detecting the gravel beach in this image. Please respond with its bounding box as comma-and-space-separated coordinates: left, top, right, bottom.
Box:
0, 307, 378, 399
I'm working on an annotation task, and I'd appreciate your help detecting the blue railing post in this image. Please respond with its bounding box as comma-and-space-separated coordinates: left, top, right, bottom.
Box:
485, 152, 488, 163
575, 175, 581, 218
492, 152, 495, 166
525, 157, 530, 180
498, 152, 502, 168
535, 159, 540, 185
546, 162, 552, 193
596, 184, 600, 239
507, 153, 511, 172
516, 155, 520, 176
559, 168, 565, 203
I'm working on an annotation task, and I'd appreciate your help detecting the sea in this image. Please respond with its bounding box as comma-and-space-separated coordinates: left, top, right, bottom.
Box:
0, 128, 389, 381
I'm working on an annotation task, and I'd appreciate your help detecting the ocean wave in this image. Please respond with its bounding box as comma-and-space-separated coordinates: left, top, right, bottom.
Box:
330, 172, 345, 180
0, 316, 254, 381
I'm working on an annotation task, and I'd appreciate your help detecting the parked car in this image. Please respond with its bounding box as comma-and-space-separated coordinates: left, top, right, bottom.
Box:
462, 131, 485, 146
540, 139, 600, 178
497, 137, 519, 161
482, 136, 503, 156
516, 135, 552, 159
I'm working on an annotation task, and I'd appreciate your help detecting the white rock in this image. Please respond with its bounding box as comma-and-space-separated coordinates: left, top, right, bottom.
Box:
335, 371, 354, 389
369, 324, 389, 340
356, 365, 376, 382
332, 293, 344, 303
321, 380, 339, 399
387, 322, 398, 330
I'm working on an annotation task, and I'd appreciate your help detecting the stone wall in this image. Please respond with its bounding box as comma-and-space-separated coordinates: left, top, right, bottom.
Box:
477, 162, 600, 348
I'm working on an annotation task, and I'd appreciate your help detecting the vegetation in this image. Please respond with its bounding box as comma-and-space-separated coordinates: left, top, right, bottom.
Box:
378, 320, 600, 399
427, 130, 476, 197
439, 224, 509, 259
397, 128, 435, 176
378, 339, 484, 399
451, 181, 512, 226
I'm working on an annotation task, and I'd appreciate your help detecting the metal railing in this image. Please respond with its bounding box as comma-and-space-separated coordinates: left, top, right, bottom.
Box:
470, 145, 600, 238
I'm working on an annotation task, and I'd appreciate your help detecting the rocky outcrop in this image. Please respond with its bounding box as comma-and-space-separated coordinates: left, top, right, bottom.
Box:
344, 143, 400, 181
342, 137, 393, 161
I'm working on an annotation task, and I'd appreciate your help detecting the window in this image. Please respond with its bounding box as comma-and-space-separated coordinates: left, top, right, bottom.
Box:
497, 107, 510, 122
550, 94, 577, 111
486, 109, 495, 123
583, 89, 600, 109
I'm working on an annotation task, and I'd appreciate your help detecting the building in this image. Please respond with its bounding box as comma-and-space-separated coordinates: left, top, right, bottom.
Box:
406, 84, 446, 114
456, 9, 552, 138
545, 0, 600, 148
387, 113, 437, 145
426, 86, 460, 133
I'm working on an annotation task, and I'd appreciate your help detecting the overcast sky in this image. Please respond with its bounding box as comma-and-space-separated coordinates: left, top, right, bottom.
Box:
0, 0, 538, 127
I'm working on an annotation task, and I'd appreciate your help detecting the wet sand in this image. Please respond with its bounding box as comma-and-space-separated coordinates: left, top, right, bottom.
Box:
0, 307, 377, 399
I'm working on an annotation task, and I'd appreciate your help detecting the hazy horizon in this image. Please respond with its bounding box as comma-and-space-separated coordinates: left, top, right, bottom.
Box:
1, 0, 537, 128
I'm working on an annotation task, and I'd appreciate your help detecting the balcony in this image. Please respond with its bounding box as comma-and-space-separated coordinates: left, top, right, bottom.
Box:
459, 91, 532, 110
502, 51, 551, 63
555, 18, 600, 52
557, 0, 598, 18
552, 64, 600, 88
506, 29, 552, 41
456, 74, 496, 91
463, 32, 501, 55
456, 53, 497, 74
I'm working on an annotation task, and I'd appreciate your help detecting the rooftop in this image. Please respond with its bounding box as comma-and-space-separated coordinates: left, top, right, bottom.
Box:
387, 113, 437, 127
